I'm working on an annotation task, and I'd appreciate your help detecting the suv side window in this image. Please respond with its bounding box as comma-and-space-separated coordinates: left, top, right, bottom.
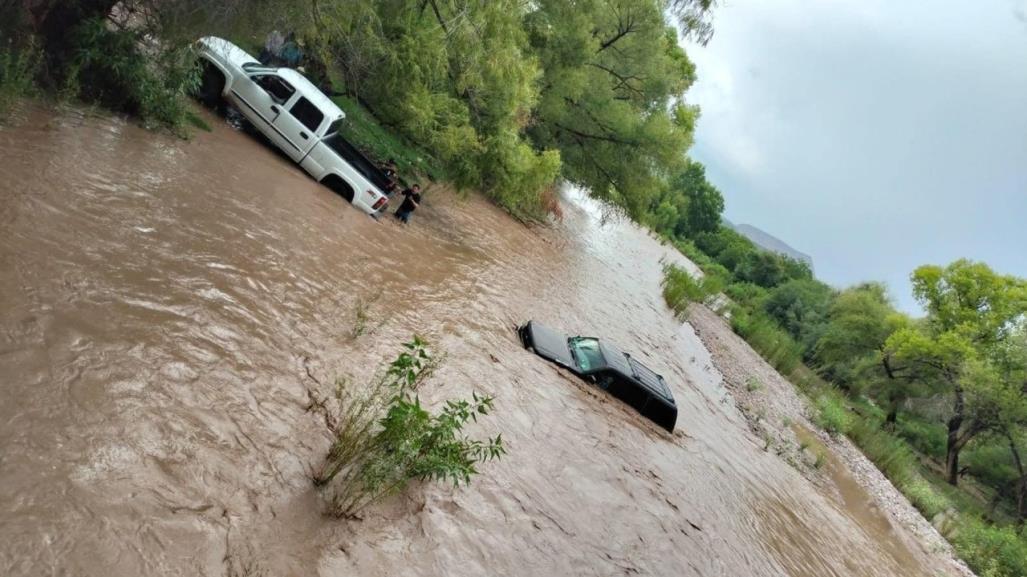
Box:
252, 75, 295, 104
290, 97, 325, 131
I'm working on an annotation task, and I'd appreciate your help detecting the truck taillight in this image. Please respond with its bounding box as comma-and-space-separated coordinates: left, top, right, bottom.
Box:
372, 196, 388, 211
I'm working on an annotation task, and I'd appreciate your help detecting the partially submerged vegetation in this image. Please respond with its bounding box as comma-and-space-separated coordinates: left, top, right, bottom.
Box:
309, 337, 504, 518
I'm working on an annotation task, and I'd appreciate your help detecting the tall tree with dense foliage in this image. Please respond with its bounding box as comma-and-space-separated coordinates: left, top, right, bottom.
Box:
887, 260, 1027, 485
814, 283, 915, 423
762, 278, 834, 354
675, 159, 724, 235
524, 0, 700, 218
312, 0, 561, 216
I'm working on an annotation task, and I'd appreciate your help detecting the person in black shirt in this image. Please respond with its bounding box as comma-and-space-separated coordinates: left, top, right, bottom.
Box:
394, 184, 421, 224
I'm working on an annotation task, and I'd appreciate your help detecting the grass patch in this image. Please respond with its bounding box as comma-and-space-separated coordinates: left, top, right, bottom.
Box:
730, 309, 804, 375
348, 295, 383, 341
184, 108, 212, 132
813, 391, 853, 435
903, 477, 953, 520
813, 450, 827, 469
951, 518, 1027, 577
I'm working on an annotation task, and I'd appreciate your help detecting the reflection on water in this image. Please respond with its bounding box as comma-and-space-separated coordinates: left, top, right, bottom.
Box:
0, 104, 936, 576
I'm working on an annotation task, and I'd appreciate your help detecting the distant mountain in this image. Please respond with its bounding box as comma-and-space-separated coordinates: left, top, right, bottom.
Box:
724, 219, 814, 272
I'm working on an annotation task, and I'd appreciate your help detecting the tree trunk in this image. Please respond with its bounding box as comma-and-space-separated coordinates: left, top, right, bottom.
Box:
1008, 434, 1026, 525
945, 385, 965, 486
881, 355, 901, 429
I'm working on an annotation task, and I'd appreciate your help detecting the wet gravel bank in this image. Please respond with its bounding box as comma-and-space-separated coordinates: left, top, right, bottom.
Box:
686, 304, 977, 577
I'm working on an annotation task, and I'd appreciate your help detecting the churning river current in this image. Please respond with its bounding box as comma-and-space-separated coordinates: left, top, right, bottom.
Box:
1, 104, 944, 576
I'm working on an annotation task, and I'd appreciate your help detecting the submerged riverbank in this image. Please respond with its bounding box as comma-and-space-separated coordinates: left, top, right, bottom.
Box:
687, 305, 976, 577
0, 104, 968, 576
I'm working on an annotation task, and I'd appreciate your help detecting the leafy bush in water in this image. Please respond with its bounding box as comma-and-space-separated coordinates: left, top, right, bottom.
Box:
952, 518, 1027, 577
314, 337, 505, 517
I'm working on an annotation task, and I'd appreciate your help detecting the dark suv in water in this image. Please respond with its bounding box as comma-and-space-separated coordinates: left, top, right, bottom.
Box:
518, 320, 677, 432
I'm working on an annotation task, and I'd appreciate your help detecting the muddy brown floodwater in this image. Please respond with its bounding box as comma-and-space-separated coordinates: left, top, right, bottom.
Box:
0, 104, 951, 577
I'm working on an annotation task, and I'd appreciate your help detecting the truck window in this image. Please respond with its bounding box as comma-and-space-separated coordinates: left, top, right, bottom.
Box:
290, 97, 325, 132
252, 75, 295, 104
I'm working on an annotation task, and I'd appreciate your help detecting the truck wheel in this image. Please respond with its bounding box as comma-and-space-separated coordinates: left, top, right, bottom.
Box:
320, 175, 355, 204
198, 62, 226, 110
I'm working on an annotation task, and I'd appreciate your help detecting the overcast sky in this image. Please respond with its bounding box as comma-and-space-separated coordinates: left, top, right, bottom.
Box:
682, 0, 1027, 313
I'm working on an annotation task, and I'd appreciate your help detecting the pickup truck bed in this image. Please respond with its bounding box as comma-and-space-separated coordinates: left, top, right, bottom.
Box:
322, 134, 393, 193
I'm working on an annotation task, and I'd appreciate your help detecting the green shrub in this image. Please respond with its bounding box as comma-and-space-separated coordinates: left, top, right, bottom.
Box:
725, 281, 770, 310
902, 477, 953, 520
662, 263, 723, 316
332, 93, 443, 181
847, 417, 917, 485
952, 518, 1027, 577
673, 239, 718, 269
731, 309, 804, 374
65, 19, 200, 132
849, 396, 887, 422
0, 38, 39, 117
314, 337, 505, 517
963, 442, 1020, 490
813, 392, 852, 435
895, 414, 947, 460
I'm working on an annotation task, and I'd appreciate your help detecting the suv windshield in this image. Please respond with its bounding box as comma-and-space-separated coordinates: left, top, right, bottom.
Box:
569, 337, 604, 371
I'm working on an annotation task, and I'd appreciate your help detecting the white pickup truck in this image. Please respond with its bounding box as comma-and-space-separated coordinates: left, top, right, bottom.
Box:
194, 37, 391, 216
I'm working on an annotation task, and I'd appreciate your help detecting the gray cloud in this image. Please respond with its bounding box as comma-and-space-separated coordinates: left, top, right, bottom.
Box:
683, 0, 1027, 312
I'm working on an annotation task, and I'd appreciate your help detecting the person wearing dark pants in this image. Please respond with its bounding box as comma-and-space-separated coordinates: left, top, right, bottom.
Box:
394, 184, 422, 224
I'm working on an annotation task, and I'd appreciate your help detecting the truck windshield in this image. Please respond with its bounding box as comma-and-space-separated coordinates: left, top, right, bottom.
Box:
569, 337, 604, 372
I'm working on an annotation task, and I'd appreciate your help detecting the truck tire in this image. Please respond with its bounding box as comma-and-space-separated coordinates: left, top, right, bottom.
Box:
320, 175, 355, 204
198, 61, 226, 110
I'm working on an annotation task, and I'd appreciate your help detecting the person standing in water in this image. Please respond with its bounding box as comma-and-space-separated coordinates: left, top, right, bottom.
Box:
394, 184, 422, 224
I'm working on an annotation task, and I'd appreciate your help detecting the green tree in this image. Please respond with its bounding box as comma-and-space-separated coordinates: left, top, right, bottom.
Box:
814, 283, 915, 424
976, 327, 1027, 521
525, 0, 699, 218
887, 260, 1027, 485
673, 159, 724, 235
763, 278, 835, 354
313, 0, 564, 216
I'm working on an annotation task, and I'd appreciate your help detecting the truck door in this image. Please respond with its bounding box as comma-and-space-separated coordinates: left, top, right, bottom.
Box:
229, 74, 298, 154
272, 96, 324, 162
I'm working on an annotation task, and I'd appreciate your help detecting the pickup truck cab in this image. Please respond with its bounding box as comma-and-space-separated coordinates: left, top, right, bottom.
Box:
194, 37, 390, 215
